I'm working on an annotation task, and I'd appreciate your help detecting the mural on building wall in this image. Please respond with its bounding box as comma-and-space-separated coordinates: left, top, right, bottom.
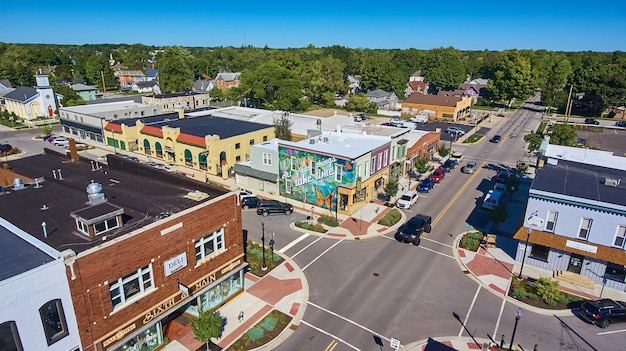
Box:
278, 147, 356, 211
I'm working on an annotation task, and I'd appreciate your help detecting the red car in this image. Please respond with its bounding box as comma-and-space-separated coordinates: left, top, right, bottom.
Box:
429, 167, 446, 183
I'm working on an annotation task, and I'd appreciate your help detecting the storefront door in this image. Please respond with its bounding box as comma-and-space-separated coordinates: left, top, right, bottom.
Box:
568, 253, 584, 274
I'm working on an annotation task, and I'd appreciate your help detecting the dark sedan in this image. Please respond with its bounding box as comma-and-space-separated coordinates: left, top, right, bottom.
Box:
441, 159, 456, 172
417, 177, 435, 193
490, 135, 502, 143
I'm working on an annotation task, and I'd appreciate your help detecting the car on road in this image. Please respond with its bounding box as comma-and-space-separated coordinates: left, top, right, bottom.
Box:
429, 167, 446, 183
461, 161, 478, 174
256, 200, 293, 216
417, 177, 435, 193
410, 115, 428, 124
43, 134, 58, 142
396, 190, 418, 209
241, 196, 261, 209
441, 159, 456, 172
396, 214, 432, 245
0, 144, 12, 153
584, 118, 600, 125
490, 135, 502, 143
446, 126, 465, 135
580, 299, 626, 328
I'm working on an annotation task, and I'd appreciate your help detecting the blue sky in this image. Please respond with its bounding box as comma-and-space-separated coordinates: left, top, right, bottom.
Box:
2, 1, 624, 52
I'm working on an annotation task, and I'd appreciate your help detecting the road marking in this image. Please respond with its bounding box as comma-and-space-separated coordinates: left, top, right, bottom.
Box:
279, 233, 310, 253
432, 162, 484, 228
290, 236, 323, 258
458, 286, 481, 337
325, 340, 338, 351
309, 301, 391, 343
300, 320, 360, 350
493, 298, 507, 340
302, 239, 343, 271
421, 236, 452, 248
380, 236, 454, 257
598, 328, 626, 335
418, 245, 455, 258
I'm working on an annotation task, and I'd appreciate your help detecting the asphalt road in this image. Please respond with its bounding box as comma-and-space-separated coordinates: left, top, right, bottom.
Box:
241, 95, 625, 351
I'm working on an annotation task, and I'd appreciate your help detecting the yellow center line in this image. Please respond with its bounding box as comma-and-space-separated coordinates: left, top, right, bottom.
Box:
431, 162, 485, 229
325, 340, 338, 351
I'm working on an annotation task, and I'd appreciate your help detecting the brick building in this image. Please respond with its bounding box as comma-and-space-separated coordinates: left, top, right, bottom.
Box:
0, 150, 246, 351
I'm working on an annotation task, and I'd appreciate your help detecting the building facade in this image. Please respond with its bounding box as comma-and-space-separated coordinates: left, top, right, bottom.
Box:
514, 143, 626, 292
401, 93, 472, 122
141, 92, 210, 113
3, 75, 57, 120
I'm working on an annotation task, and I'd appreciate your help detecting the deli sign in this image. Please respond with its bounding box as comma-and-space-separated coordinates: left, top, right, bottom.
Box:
164, 252, 187, 276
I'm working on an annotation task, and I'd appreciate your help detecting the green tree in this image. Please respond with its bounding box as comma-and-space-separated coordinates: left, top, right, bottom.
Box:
488, 50, 534, 106
119, 43, 152, 70
412, 154, 433, 177
359, 51, 405, 96
486, 205, 508, 224
240, 59, 303, 111
384, 177, 399, 201
535, 277, 562, 305
54, 84, 87, 107
301, 55, 346, 106
85, 54, 113, 88
156, 46, 194, 93
273, 113, 293, 140
0, 45, 36, 86
209, 86, 224, 102
523, 132, 544, 152
422, 47, 466, 92
548, 123, 577, 146
190, 309, 223, 351
438, 143, 451, 158
345, 93, 376, 114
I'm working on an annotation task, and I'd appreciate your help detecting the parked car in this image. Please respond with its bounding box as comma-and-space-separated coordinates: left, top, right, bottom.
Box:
389, 116, 404, 126
43, 134, 58, 142
396, 191, 418, 209
354, 113, 367, 121
410, 115, 428, 124
584, 118, 600, 125
580, 299, 626, 328
396, 214, 432, 245
429, 167, 446, 183
461, 161, 478, 174
449, 152, 464, 163
446, 126, 465, 135
490, 135, 502, 143
441, 159, 456, 172
495, 170, 511, 183
615, 121, 626, 127
52, 138, 69, 147
241, 196, 261, 209
0, 144, 12, 153
417, 177, 435, 193
256, 200, 293, 216
239, 189, 256, 198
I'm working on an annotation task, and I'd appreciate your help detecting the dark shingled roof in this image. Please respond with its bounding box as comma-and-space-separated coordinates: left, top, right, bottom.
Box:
145, 116, 271, 139
531, 159, 626, 207
0, 151, 228, 253
4, 86, 38, 102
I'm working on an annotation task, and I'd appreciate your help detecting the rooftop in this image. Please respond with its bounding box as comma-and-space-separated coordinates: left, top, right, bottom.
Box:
0, 218, 57, 281
0, 151, 228, 254
280, 131, 390, 159
531, 158, 626, 208
145, 115, 272, 139
60, 100, 148, 114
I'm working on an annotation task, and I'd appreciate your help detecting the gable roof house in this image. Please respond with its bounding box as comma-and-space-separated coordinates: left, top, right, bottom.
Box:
0, 79, 12, 89
3, 75, 58, 120
405, 80, 429, 97
365, 89, 399, 110
214, 72, 241, 90
70, 83, 99, 101
459, 77, 489, 101
114, 69, 147, 91
401, 93, 472, 122
513, 142, 626, 294
347, 74, 360, 95
192, 77, 214, 93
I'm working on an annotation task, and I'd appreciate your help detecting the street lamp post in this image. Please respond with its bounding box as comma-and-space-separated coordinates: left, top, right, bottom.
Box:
261, 220, 267, 271
509, 308, 522, 351
518, 226, 531, 280
519, 213, 543, 279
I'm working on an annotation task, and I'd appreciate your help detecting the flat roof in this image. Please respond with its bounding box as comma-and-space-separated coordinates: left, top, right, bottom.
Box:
147, 116, 272, 139
0, 151, 228, 254
280, 132, 390, 159
0, 219, 56, 281
60, 100, 148, 115
531, 159, 626, 207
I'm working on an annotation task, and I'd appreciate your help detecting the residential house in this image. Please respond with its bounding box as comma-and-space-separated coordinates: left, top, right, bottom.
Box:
3, 75, 58, 120
514, 142, 626, 292
0, 151, 245, 351
405, 80, 429, 97
192, 77, 214, 93
365, 89, 399, 110
0, 218, 82, 351
132, 80, 159, 93
146, 69, 159, 82
0, 79, 12, 89
459, 78, 489, 101
114, 69, 147, 91
214, 72, 240, 90
71, 83, 99, 101
347, 75, 360, 95
401, 93, 472, 122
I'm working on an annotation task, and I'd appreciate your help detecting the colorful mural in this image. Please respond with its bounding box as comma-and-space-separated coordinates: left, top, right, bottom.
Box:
278, 146, 356, 211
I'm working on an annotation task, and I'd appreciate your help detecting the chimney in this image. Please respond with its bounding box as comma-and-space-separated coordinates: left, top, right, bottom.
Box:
68, 139, 79, 162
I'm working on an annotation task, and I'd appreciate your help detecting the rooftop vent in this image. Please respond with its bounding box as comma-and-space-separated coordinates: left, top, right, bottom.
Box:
185, 190, 209, 201
13, 178, 24, 190
605, 178, 621, 187
86, 180, 106, 204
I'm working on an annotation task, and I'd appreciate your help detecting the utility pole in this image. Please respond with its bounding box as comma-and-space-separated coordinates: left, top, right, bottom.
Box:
564, 85, 573, 122
101, 70, 107, 94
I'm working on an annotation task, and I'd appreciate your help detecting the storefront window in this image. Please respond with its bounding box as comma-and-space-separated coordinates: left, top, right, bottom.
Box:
110, 322, 162, 351
186, 270, 244, 317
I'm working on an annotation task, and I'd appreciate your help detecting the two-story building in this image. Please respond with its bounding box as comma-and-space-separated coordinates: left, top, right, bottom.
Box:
514, 142, 626, 292
71, 83, 99, 101
401, 93, 472, 122
3, 74, 58, 120
1, 218, 82, 351
365, 89, 400, 110
141, 92, 210, 113
0, 150, 246, 351
214, 72, 240, 90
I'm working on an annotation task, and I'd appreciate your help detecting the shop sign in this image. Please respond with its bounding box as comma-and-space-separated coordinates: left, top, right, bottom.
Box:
164, 252, 187, 276
566, 240, 598, 254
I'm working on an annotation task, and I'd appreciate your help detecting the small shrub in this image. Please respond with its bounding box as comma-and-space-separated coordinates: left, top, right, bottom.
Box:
536, 277, 562, 303
459, 232, 484, 251
295, 221, 310, 230
260, 317, 276, 331
318, 214, 339, 227
377, 209, 401, 226
294, 221, 326, 233
247, 327, 264, 342
512, 287, 538, 300
378, 217, 391, 226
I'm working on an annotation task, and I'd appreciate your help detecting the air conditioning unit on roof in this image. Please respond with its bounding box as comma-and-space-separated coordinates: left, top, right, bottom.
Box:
605, 178, 620, 187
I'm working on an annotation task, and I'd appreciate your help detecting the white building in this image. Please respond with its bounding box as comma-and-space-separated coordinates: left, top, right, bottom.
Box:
515, 142, 626, 291
0, 218, 81, 351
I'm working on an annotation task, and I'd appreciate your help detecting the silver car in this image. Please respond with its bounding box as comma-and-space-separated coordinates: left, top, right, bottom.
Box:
461, 161, 477, 174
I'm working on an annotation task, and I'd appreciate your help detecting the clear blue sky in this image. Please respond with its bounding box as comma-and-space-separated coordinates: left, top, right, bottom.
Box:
2, 1, 624, 52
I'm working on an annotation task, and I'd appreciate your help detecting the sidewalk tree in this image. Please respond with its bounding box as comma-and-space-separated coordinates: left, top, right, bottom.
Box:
190, 309, 224, 351
523, 131, 543, 151
412, 154, 432, 178
438, 143, 451, 158
488, 50, 534, 107
383, 177, 399, 201
548, 123, 576, 146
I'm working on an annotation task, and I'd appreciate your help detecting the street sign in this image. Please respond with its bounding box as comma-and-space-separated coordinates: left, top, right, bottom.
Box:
390, 338, 401, 349
310, 206, 314, 214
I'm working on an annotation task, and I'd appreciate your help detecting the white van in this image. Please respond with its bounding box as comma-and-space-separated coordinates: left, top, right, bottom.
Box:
482, 190, 504, 209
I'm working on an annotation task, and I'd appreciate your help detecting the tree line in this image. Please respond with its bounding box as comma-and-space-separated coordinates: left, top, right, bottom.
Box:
1, 42, 624, 116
